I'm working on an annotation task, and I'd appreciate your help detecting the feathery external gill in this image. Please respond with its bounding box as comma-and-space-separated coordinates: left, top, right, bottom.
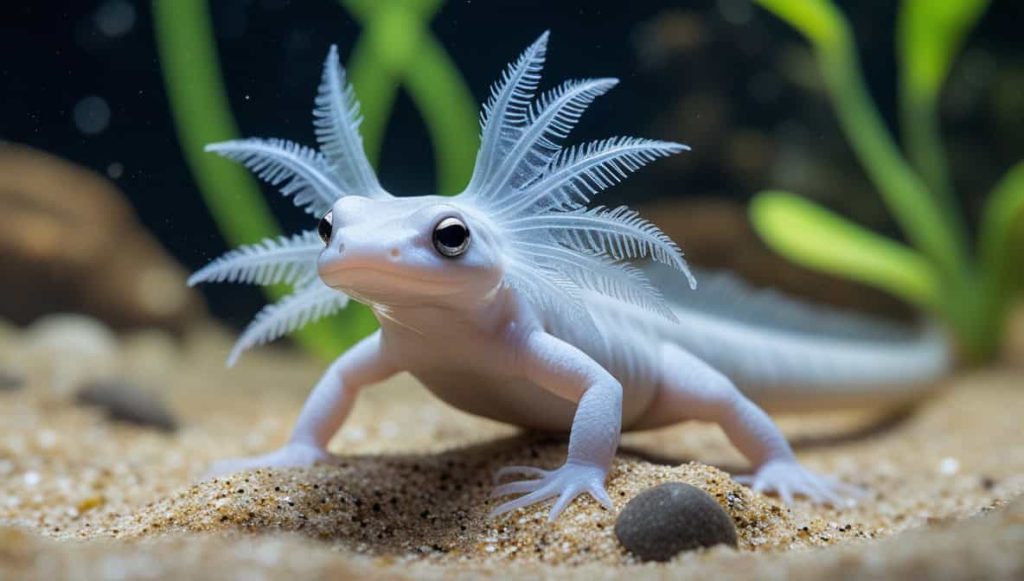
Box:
191, 31, 693, 362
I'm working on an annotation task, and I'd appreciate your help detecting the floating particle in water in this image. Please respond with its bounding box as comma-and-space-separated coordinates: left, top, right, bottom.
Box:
73, 96, 111, 136
107, 162, 124, 179
95, 0, 136, 38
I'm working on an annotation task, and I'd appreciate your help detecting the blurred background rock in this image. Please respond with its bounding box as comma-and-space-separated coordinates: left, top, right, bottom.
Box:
0, 144, 205, 332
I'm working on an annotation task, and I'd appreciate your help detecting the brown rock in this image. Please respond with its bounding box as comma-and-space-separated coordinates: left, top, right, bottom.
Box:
0, 143, 205, 333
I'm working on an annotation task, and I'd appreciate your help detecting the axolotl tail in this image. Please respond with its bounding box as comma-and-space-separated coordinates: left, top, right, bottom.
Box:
652, 269, 952, 412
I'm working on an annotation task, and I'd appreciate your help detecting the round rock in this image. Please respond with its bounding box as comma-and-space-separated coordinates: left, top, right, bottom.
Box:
0, 369, 24, 392
75, 379, 178, 432
615, 482, 737, 561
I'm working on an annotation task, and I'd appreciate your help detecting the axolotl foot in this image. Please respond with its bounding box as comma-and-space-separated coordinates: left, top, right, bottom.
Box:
203, 442, 335, 479
734, 459, 867, 507
490, 461, 614, 521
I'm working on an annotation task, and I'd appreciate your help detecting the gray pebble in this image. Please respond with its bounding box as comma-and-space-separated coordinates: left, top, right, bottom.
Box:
75, 379, 178, 432
0, 369, 24, 392
615, 482, 737, 561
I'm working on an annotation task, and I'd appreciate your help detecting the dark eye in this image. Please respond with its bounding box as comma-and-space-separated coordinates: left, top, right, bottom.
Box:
432, 216, 470, 258
318, 210, 333, 245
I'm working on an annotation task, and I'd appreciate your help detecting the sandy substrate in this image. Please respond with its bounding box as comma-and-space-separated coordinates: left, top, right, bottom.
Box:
0, 319, 1022, 579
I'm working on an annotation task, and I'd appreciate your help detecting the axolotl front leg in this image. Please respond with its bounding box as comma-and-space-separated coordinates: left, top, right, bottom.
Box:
490, 331, 622, 521
208, 324, 622, 521
205, 331, 396, 477
206, 324, 618, 522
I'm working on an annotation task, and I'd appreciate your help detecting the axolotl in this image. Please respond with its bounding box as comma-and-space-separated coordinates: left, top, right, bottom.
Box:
190, 32, 949, 520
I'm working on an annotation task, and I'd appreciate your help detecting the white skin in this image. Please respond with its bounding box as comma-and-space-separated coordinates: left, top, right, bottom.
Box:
209, 195, 860, 520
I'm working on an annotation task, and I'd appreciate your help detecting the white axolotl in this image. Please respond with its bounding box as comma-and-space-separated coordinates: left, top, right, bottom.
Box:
190, 32, 950, 520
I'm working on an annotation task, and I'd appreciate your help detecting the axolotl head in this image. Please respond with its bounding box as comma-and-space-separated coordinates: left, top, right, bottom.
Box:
316, 195, 505, 307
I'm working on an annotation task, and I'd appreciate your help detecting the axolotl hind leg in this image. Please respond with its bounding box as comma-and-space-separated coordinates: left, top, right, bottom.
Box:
637, 342, 864, 506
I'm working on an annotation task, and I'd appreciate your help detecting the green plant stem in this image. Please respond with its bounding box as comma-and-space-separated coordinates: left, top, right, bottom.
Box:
344, 1, 430, 164
820, 37, 969, 279
756, 0, 969, 280
944, 279, 1001, 364
980, 162, 1024, 294
152, 0, 279, 246
900, 91, 955, 218
341, 0, 478, 193
153, 0, 359, 359
403, 35, 480, 193
917, 169, 1022, 366
897, 0, 989, 235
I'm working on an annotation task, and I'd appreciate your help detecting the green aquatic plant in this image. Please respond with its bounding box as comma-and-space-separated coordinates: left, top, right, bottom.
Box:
153, 0, 478, 358
750, 0, 1022, 362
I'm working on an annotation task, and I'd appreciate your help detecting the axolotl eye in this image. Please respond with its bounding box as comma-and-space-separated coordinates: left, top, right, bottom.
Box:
432, 216, 471, 258
318, 210, 333, 245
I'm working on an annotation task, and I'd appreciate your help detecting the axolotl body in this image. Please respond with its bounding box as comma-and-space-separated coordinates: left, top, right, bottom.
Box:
192, 32, 949, 520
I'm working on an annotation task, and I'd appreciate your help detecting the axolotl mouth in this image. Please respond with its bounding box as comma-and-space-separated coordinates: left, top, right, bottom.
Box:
317, 264, 450, 295
316, 257, 469, 301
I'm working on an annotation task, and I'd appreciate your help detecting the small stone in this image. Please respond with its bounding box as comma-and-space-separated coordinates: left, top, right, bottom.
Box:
615, 482, 737, 561
938, 457, 960, 476
25, 314, 120, 395
75, 379, 178, 432
76, 494, 106, 513
26, 314, 119, 359
0, 368, 24, 392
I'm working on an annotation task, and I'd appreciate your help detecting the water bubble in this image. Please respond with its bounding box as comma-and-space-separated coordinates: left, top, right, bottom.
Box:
107, 162, 124, 179
95, 0, 136, 38
73, 95, 111, 135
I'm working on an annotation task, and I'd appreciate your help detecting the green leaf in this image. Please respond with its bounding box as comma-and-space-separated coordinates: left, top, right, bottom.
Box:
980, 162, 1024, 297
750, 191, 940, 310
899, 0, 989, 101
898, 0, 989, 212
754, 0, 848, 52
